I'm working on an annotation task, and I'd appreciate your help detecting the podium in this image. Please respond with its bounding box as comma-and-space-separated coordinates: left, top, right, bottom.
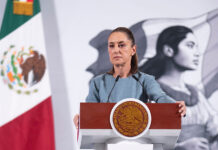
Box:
78, 103, 181, 150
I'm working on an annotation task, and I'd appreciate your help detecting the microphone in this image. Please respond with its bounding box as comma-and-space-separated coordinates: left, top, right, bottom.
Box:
132, 74, 149, 103
107, 75, 120, 102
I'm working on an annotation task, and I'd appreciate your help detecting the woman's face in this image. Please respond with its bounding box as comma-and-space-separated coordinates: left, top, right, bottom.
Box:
173, 33, 200, 70
108, 32, 136, 66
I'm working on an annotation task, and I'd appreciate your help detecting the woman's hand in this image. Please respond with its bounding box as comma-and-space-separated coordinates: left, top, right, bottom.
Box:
176, 101, 186, 117
175, 137, 209, 150
73, 114, 79, 129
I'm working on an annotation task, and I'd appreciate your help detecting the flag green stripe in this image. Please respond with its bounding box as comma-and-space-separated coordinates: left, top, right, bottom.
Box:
0, 0, 40, 40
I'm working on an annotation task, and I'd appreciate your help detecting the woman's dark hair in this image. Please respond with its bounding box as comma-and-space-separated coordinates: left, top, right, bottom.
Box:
108, 27, 138, 75
140, 25, 193, 79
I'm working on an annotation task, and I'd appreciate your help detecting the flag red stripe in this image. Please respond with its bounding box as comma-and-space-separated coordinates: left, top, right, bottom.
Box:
0, 96, 55, 150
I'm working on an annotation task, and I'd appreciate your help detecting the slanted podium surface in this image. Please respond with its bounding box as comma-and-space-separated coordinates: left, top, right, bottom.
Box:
79, 103, 181, 150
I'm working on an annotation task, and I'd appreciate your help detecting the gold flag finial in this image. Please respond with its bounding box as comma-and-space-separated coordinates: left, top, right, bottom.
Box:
13, 1, 33, 16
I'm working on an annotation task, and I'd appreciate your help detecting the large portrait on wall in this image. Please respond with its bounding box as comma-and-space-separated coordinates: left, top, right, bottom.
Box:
86, 9, 218, 150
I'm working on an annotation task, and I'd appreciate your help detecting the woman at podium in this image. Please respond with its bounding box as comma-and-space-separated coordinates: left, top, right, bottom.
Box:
74, 27, 186, 128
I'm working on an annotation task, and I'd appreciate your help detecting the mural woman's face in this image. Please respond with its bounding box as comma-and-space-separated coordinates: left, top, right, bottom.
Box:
108, 32, 136, 66
173, 33, 200, 70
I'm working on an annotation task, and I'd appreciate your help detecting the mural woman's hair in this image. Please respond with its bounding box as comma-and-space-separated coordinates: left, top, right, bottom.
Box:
140, 25, 193, 79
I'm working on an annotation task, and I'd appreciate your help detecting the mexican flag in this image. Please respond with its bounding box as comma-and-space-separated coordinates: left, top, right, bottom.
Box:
0, 0, 55, 150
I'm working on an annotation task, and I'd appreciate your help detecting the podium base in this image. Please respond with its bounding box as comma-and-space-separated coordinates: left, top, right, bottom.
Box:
91, 142, 163, 150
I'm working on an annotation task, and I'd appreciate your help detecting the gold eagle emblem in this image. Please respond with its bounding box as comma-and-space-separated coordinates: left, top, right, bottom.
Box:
113, 101, 149, 137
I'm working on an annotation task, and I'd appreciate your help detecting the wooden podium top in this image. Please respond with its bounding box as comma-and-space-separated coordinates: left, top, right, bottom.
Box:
80, 103, 181, 129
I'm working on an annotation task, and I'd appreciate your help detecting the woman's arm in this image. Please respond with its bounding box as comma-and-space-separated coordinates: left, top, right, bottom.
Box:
73, 114, 79, 129
145, 75, 186, 116
85, 79, 100, 103
145, 75, 174, 103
